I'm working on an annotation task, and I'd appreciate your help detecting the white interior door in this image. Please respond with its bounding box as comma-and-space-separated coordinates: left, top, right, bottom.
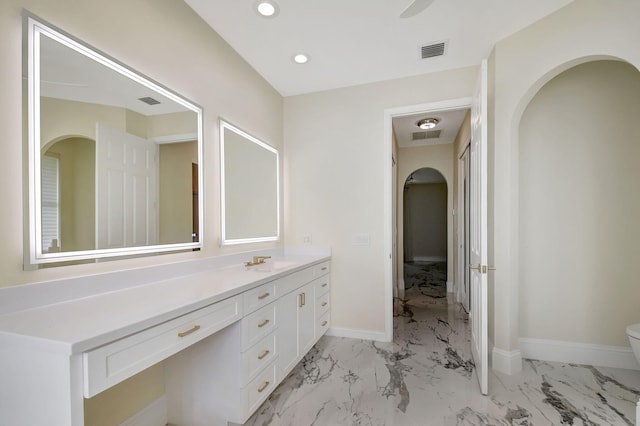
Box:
96, 123, 158, 249
469, 60, 489, 395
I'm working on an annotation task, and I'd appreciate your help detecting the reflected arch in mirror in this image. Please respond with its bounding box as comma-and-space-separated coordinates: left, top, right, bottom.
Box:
42, 136, 96, 255
220, 120, 280, 245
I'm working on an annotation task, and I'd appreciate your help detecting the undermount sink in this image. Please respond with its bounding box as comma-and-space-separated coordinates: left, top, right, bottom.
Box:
251, 260, 298, 272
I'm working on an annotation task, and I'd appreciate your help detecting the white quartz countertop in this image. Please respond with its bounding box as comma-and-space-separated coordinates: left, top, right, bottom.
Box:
0, 250, 330, 355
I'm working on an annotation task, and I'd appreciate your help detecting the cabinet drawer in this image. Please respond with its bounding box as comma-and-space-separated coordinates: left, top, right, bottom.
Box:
242, 331, 277, 385
317, 312, 330, 336
242, 302, 277, 350
84, 294, 242, 398
243, 281, 277, 315
276, 267, 315, 296
313, 261, 330, 277
243, 360, 277, 418
315, 277, 330, 298
316, 292, 330, 318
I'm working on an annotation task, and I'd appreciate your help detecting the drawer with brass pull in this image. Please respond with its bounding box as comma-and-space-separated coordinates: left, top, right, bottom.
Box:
244, 361, 277, 415
241, 302, 276, 350
313, 261, 330, 278
243, 281, 277, 315
84, 294, 242, 397
242, 331, 277, 384
316, 292, 330, 318
317, 312, 330, 335
315, 276, 330, 298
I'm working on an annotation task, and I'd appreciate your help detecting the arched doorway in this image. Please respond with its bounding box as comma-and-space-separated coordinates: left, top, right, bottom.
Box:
401, 167, 448, 302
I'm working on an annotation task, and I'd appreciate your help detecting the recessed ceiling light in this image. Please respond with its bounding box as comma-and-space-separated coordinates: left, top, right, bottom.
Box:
256, 1, 279, 17
416, 118, 439, 130
293, 54, 309, 64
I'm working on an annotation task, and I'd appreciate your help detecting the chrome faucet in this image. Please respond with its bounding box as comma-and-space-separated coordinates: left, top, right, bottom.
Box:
245, 256, 271, 267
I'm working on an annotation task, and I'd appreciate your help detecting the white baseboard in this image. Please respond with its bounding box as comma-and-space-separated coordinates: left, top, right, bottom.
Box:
326, 326, 389, 342
519, 338, 640, 370
411, 256, 446, 262
492, 347, 522, 375
446, 280, 453, 293
120, 395, 167, 426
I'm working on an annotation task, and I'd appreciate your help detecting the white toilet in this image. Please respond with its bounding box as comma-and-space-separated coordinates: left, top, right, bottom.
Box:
627, 324, 640, 365
626, 324, 640, 425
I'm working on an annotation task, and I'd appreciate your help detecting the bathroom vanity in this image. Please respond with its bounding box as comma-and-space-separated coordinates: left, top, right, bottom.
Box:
0, 247, 331, 426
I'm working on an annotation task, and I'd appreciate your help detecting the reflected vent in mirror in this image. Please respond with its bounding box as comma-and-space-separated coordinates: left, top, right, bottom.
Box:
138, 96, 161, 105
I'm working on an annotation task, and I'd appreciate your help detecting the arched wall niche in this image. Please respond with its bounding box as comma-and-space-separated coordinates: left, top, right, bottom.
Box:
489, 0, 640, 370
516, 59, 640, 349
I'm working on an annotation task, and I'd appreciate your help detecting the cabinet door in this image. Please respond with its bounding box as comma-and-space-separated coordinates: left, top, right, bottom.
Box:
298, 282, 315, 355
277, 291, 299, 378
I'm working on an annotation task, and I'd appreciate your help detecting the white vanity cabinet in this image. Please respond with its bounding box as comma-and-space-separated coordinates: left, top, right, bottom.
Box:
0, 248, 330, 426
165, 260, 331, 426
277, 262, 331, 379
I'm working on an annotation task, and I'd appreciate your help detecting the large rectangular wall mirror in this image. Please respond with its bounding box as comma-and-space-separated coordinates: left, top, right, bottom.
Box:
220, 120, 279, 245
25, 12, 204, 265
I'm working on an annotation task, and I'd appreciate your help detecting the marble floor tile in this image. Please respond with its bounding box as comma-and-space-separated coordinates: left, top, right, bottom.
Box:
240, 262, 640, 426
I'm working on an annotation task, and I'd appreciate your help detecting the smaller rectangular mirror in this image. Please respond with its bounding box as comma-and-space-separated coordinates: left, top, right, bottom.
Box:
220, 120, 279, 245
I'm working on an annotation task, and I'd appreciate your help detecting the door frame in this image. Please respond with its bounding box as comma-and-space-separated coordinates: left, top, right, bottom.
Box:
457, 143, 471, 311
383, 97, 473, 342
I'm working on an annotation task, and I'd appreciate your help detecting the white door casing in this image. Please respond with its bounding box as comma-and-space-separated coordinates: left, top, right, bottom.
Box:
96, 123, 158, 250
457, 145, 471, 313
470, 60, 489, 396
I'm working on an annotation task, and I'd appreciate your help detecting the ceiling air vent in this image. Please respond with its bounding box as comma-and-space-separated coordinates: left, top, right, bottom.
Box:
420, 41, 446, 59
138, 96, 161, 105
412, 130, 441, 140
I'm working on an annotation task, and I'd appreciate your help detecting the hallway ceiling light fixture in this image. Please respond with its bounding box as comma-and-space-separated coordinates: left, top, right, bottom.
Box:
255, 1, 279, 18
293, 53, 309, 64
416, 117, 440, 129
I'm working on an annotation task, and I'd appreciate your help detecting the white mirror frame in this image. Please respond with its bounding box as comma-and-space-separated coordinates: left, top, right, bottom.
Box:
220, 120, 280, 245
25, 13, 204, 265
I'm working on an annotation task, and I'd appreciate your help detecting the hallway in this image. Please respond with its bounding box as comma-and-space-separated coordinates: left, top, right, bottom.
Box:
240, 262, 640, 425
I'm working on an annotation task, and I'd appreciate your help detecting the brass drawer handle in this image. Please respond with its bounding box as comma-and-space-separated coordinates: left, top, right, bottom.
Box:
321, 283, 327, 288
321, 321, 327, 326
299, 292, 305, 307
258, 381, 270, 393
177, 324, 200, 338
258, 319, 270, 328
321, 266, 327, 271
258, 292, 270, 300
258, 349, 270, 360
321, 302, 327, 307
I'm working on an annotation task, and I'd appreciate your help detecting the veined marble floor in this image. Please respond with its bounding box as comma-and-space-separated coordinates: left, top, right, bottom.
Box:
238, 262, 640, 426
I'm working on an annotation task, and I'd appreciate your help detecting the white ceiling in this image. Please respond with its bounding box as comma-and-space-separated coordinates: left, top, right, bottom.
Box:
185, 0, 573, 97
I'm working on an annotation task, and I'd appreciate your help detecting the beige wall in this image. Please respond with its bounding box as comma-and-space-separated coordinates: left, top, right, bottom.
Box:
159, 141, 198, 244
519, 60, 640, 347
284, 61, 475, 336
403, 182, 447, 260
491, 0, 640, 355
2, 0, 282, 422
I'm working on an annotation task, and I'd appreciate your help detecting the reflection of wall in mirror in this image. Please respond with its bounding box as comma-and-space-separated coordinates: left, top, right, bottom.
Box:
224, 129, 278, 241
40, 97, 199, 249
159, 141, 198, 244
